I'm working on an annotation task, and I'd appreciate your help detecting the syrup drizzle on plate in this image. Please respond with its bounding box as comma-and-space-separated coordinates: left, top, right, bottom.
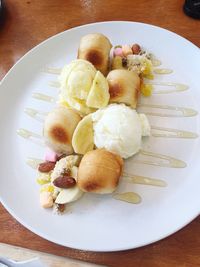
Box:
136, 150, 186, 168
24, 108, 48, 122
18, 57, 198, 205
17, 129, 44, 146
113, 192, 141, 204
123, 173, 167, 187
151, 126, 198, 138
153, 68, 173, 74
32, 92, 55, 103
138, 103, 198, 117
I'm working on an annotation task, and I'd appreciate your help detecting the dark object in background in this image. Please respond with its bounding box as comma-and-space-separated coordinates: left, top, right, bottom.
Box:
0, 0, 4, 23
184, 0, 200, 19
0, 1, 2, 16
0, 0, 6, 28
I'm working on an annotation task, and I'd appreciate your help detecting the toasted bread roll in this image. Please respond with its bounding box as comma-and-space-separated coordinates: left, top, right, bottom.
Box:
107, 69, 141, 108
44, 107, 81, 154
77, 149, 123, 194
77, 33, 112, 76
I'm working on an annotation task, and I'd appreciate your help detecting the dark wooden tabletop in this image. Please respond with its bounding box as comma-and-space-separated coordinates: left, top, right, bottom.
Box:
0, 0, 200, 266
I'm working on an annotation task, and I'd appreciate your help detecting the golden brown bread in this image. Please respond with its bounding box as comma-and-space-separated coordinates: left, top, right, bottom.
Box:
107, 69, 141, 108
77, 33, 112, 76
77, 149, 123, 194
43, 106, 81, 154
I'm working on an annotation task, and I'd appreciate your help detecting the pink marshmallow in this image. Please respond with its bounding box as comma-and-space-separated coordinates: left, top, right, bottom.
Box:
113, 47, 123, 57
45, 149, 58, 162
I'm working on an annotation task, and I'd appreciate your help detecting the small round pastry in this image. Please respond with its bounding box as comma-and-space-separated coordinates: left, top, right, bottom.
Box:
107, 69, 141, 108
77, 33, 112, 76
44, 106, 81, 154
77, 149, 123, 194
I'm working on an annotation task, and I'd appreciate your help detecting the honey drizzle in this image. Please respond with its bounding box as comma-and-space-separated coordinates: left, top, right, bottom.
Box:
113, 192, 141, 204
32, 92, 56, 103
123, 173, 167, 187
154, 68, 173, 74
138, 103, 198, 117
135, 150, 186, 168
24, 108, 47, 122
17, 129, 44, 146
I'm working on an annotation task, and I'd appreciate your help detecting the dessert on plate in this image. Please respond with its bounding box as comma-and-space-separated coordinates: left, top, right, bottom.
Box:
35, 33, 152, 213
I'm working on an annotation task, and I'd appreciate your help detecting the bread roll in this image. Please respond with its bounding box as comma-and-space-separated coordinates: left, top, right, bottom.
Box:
44, 107, 81, 154
77, 149, 123, 194
107, 69, 141, 108
77, 33, 112, 76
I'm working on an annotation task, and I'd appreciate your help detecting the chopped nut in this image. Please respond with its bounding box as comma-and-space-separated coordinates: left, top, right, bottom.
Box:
53, 203, 66, 214
53, 175, 76, 188
58, 204, 65, 213
131, 44, 141, 55
38, 162, 55, 173
62, 168, 71, 176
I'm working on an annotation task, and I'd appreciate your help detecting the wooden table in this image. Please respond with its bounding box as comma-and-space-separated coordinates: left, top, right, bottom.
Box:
0, 0, 200, 266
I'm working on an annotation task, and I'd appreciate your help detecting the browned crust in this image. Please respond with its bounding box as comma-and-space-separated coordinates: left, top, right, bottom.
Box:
77, 33, 112, 75
83, 180, 101, 192
49, 124, 68, 143
108, 82, 123, 99
107, 70, 141, 107
84, 49, 103, 67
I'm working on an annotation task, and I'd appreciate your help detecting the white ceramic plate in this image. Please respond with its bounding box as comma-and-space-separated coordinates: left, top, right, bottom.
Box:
0, 21, 200, 252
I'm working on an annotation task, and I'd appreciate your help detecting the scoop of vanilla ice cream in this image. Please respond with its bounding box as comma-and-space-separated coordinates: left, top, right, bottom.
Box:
59, 59, 96, 87
58, 59, 110, 115
58, 59, 96, 114
59, 59, 96, 100
92, 104, 150, 159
